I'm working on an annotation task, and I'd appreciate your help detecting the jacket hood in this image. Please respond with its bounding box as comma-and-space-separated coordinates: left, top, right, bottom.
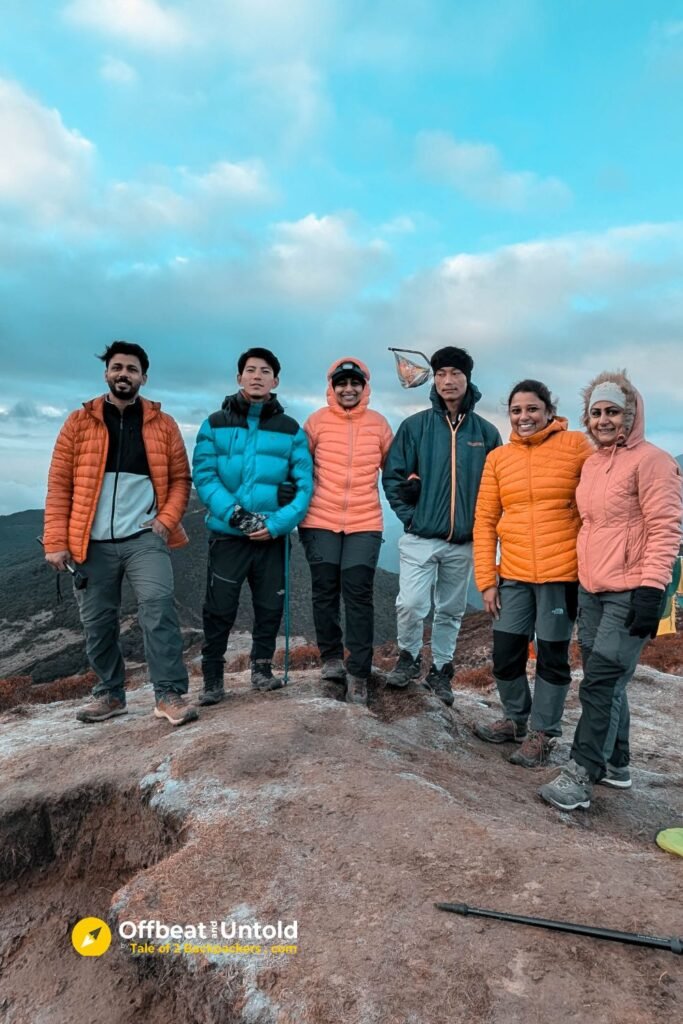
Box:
325, 355, 371, 415
429, 381, 481, 416
509, 415, 568, 446
581, 371, 643, 448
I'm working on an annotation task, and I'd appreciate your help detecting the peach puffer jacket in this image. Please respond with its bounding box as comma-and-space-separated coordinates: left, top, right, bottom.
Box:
576, 372, 682, 593
473, 417, 593, 591
44, 395, 191, 563
300, 357, 393, 533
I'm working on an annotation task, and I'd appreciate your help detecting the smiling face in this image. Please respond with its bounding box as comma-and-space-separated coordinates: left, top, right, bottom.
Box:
508, 391, 552, 437
104, 352, 146, 401
589, 401, 626, 446
237, 357, 278, 402
333, 376, 364, 408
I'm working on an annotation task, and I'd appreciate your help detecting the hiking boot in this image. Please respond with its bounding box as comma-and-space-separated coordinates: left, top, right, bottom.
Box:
385, 649, 421, 688
321, 658, 346, 682
198, 680, 225, 706
473, 717, 527, 744
154, 694, 199, 726
251, 661, 285, 692
76, 694, 127, 723
423, 663, 454, 707
508, 730, 554, 768
539, 759, 592, 810
598, 763, 632, 789
344, 676, 368, 705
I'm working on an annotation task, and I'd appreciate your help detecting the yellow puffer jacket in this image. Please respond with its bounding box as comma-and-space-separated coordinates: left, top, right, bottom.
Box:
473, 418, 593, 590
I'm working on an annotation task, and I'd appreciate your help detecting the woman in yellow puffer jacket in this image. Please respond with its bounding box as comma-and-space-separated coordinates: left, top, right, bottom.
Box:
299, 357, 393, 705
472, 379, 593, 766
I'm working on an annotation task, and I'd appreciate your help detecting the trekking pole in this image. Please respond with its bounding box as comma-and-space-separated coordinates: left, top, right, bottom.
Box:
282, 535, 290, 685
435, 903, 683, 955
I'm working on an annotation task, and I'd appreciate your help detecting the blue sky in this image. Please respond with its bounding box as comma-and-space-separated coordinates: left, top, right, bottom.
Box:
1, 0, 682, 514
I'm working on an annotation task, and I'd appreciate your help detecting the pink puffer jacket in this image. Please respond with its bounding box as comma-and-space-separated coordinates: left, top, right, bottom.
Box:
576, 373, 682, 593
300, 357, 393, 533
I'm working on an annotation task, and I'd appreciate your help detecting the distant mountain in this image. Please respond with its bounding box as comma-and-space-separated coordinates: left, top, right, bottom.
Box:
0, 500, 397, 682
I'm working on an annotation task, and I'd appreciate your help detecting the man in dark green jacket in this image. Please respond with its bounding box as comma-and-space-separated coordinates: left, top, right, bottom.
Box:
382, 346, 502, 703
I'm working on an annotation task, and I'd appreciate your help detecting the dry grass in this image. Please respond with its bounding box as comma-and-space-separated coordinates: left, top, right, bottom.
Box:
0, 675, 32, 712
453, 666, 495, 692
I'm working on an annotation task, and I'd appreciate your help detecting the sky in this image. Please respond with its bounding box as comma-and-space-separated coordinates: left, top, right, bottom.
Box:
1, 0, 682, 515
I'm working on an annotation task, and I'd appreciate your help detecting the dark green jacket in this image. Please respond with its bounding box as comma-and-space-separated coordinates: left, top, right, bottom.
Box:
383, 384, 502, 543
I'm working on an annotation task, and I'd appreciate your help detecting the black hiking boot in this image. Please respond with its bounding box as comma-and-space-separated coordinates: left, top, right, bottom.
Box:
385, 650, 421, 688
251, 661, 285, 692
198, 678, 225, 706
423, 663, 454, 706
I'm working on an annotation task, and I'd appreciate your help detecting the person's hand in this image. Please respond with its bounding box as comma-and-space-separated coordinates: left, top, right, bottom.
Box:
482, 585, 501, 620
45, 550, 71, 571
624, 586, 665, 639
143, 518, 170, 542
398, 478, 421, 505
249, 527, 273, 542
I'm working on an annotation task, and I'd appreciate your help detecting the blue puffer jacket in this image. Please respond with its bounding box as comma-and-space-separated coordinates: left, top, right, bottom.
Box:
193, 392, 313, 538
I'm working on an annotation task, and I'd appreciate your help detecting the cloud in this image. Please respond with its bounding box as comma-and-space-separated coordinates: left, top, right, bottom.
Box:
100, 56, 139, 85
0, 401, 66, 421
647, 20, 683, 77
240, 61, 330, 153
184, 159, 272, 203
264, 213, 389, 302
380, 215, 416, 236
417, 130, 572, 212
64, 0, 189, 51
0, 78, 94, 224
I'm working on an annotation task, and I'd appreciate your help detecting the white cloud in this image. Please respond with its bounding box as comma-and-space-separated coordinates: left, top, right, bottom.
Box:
381, 215, 416, 236
100, 56, 139, 85
241, 61, 329, 153
184, 159, 272, 203
64, 0, 189, 51
417, 130, 572, 212
0, 78, 94, 223
265, 213, 388, 302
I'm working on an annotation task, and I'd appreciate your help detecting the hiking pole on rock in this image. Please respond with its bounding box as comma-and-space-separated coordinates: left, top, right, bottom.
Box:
435, 903, 683, 955
283, 535, 290, 685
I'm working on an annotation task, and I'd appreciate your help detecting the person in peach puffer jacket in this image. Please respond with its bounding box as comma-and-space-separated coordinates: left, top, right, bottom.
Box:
299, 358, 393, 705
540, 371, 682, 812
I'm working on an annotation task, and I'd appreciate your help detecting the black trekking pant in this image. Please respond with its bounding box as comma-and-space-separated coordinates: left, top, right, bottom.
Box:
299, 528, 382, 678
201, 534, 285, 680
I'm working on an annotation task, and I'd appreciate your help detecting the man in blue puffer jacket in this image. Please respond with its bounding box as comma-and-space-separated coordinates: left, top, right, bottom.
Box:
193, 348, 313, 701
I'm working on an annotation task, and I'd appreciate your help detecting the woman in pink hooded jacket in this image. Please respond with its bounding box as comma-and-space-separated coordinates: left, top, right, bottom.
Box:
299, 358, 393, 705
540, 371, 682, 812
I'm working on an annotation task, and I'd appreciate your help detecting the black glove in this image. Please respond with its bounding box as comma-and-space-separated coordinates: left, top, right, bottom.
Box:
398, 478, 421, 505
277, 481, 296, 506
624, 586, 665, 639
229, 505, 267, 534
564, 581, 579, 623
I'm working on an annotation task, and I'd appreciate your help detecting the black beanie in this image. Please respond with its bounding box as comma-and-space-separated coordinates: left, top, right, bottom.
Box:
430, 346, 473, 381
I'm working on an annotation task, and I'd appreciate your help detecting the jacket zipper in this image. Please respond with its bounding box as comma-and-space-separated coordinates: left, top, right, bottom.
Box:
109, 412, 124, 540
446, 415, 462, 541
341, 413, 355, 529
528, 447, 537, 579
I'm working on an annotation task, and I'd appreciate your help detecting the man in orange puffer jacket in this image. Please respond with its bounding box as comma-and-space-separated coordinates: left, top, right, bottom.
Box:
43, 342, 195, 727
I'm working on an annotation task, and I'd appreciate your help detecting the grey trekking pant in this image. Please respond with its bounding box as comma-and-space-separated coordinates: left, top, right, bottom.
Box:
75, 531, 189, 701
492, 579, 576, 737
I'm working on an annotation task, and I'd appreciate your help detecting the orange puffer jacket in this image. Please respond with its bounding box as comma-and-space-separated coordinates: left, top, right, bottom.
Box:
300, 357, 393, 533
44, 396, 191, 562
473, 418, 593, 590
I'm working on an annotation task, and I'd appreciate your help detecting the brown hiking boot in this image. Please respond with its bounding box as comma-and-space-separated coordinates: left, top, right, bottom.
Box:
321, 658, 346, 682
76, 695, 127, 723
472, 717, 527, 744
508, 730, 554, 767
345, 676, 368, 705
154, 694, 199, 726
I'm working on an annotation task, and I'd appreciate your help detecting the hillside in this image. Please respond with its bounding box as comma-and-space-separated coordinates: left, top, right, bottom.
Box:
1, 656, 682, 1023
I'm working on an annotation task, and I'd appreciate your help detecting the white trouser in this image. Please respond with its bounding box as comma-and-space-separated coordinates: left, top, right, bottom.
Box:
396, 534, 472, 667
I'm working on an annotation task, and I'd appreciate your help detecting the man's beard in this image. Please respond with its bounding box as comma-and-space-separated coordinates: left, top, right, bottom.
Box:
109, 379, 140, 401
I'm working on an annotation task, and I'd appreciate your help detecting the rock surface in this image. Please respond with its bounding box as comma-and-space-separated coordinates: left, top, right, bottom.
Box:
1, 660, 682, 1023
